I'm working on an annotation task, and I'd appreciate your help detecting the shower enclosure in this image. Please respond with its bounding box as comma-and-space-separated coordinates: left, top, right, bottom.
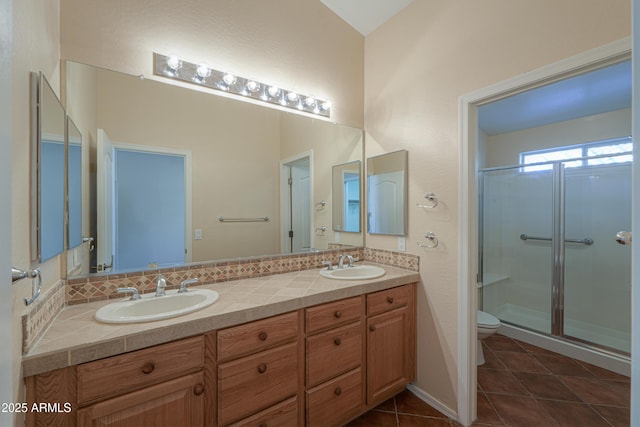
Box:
480, 151, 632, 354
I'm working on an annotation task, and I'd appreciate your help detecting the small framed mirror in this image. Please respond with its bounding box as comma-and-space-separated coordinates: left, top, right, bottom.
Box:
66, 117, 82, 249
332, 160, 361, 233
31, 72, 66, 262
367, 150, 408, 236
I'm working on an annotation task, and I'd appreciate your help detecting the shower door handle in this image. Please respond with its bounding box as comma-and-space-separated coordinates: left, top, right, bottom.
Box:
615, 231, 632, 245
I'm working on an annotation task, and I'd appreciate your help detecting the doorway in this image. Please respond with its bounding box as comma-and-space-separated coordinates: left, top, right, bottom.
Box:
280, 152, 312, 253
97, 129, 192, 272
459, 39, 632, 425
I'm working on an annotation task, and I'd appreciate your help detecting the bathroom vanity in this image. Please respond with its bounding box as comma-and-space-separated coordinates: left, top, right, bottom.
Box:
24, 265, 417, 427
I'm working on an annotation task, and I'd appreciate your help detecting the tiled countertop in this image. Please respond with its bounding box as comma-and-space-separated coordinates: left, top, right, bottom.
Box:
23, 262, 419, 377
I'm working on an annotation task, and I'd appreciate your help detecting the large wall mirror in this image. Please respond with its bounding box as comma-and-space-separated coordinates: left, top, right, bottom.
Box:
31, 72, 66, 262
332, 160, 361, 233
367, 150, 408, 236
65, 61, 363, 276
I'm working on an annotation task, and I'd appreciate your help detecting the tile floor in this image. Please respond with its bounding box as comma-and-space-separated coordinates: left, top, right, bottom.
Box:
347, 334, 630, 427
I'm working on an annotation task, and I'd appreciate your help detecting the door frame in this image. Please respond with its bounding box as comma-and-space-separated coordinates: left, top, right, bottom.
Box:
458, 38, 631, 426
279, 150, 314, 253
108, 141, 193, 266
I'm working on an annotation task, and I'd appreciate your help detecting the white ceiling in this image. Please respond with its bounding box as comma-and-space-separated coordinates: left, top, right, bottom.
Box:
320, 0, 415, 36
478, 60, 632, 135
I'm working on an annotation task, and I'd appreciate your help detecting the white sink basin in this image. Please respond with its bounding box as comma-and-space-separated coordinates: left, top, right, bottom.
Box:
320, 265, 386, 280
95, 289, 219, 324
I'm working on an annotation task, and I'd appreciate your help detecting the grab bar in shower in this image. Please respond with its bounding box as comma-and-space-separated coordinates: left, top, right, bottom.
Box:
519, 234, 593, 246
218, 216, 270, 222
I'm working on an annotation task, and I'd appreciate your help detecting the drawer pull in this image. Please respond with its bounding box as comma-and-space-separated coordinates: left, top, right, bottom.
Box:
369, 324, 376, 332
257, 363, 267, 374
193, 383, 205, 396
386, 296, 394, 304
334, 387, 342, 396
334, 310, 342, 318
258, 332, 268, 341
141, 363, 155, 374
334, 337, 342, 346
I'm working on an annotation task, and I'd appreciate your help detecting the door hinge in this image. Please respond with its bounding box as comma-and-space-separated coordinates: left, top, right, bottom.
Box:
288, 230, 294, 238
288, 177, 292, 185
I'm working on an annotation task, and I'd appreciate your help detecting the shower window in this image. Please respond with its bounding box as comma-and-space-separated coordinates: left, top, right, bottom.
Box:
520, 136, 632, 172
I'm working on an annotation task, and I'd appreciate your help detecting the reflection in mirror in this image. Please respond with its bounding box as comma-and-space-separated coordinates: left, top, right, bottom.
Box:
31, 73, 66, 262
66, 118, 82, 249
332, 161, 361, 233
65, 61, 364, 276
367, 150, 408, 236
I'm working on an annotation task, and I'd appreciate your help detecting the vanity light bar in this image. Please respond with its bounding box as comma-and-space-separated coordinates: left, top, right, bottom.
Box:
153, 53, 331, 118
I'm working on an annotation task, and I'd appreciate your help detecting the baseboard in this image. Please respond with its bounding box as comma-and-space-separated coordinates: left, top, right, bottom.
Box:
406, 383, 458, 422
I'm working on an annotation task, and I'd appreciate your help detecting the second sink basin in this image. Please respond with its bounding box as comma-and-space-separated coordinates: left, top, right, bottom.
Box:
95, 289, 219, 324
320, 265, 386, 280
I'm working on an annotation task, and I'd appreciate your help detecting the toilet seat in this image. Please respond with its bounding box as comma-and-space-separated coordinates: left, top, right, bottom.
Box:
477, 310, 500, 328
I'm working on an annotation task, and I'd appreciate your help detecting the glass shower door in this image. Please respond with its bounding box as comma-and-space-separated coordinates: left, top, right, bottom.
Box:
562, 161, 632, 353
480, 166, 554, 335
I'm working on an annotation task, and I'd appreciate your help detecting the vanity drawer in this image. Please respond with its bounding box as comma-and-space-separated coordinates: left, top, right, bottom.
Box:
367, 285, 412, 316
305, 368, 363, 427
77, 336, 204, 405
218, 342, 298, 426
306, 322, 362, 388
228, 396, 298, 427
218, 311, 298, 361
305, 296, 362, 333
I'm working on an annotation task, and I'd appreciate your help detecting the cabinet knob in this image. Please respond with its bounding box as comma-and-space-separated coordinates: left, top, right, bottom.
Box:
258, 332, 268, 341
386, 296, 394, 304
334, 337, 342, 346
369, 324, 376, 332
257, 363, 267, 374
334, 387, 342, 396
141, 363, 155, 374
334, 310, 342, 318
193, 384, 205, 396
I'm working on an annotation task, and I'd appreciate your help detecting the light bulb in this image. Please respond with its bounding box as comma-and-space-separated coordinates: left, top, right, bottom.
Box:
304, 97, 316, 107
222, 73, 236, 86
246, 80, 260, 93
196, 63, 211, 79
268, 86, 280, 97
287, 92, 299, 102
165, 55, 182, 75
321, 101, 331, 111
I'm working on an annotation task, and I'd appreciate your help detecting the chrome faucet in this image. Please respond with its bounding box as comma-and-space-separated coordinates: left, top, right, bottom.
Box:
178, 278, 199, 293
117, 287, 141, 301
155, 274, 167, 297
338, 254, 352, 269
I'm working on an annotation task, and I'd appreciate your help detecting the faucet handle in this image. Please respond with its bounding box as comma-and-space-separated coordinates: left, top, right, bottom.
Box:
322, 261, 333, 271
348, 256, 359, 267
179, 278, 199, 293
117, 287, 141, 301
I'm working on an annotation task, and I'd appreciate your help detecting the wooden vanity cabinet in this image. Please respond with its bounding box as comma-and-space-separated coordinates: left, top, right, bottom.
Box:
304, 296, 365, 426
366, 284, 416, 406
26, 282, 416, 427
216, 311, 302, 427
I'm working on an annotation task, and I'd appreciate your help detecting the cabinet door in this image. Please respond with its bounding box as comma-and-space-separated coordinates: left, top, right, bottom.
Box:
77, 372, 205, 427
367, 306, 412, 406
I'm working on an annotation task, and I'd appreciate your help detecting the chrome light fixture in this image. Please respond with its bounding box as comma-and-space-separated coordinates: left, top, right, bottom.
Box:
153, 52, 331, 118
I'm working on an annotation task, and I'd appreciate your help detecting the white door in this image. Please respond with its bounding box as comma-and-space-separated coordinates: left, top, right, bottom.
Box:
368, 171, 404, 235
96, 129, 115, 272
0, 0, 13, 415
290, 161, 311, 252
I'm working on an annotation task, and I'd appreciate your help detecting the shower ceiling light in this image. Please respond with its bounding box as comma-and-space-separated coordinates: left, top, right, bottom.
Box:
153, 52, 331, 118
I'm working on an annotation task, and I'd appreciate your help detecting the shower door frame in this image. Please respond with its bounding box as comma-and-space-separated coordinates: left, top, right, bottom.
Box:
479, 154, 632, 350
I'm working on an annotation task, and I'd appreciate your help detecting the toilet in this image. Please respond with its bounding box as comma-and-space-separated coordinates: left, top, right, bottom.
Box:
477, 310, 501, 365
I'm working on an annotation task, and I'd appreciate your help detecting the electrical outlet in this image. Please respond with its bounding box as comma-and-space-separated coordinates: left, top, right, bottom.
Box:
195, 229, 203, 240
398, 236, 406, 252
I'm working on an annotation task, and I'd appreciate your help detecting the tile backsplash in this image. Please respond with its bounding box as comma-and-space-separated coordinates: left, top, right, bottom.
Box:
23, 247, 419, 354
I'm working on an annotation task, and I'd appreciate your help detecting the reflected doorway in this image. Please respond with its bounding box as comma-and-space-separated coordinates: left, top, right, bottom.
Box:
280, 152, 312, 253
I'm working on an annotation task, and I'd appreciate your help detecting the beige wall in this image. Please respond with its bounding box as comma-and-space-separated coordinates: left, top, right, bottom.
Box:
11, 0, 61, 423
485, 108, 632, 168
364, 0, 630, 414
60, 0, 364, 128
